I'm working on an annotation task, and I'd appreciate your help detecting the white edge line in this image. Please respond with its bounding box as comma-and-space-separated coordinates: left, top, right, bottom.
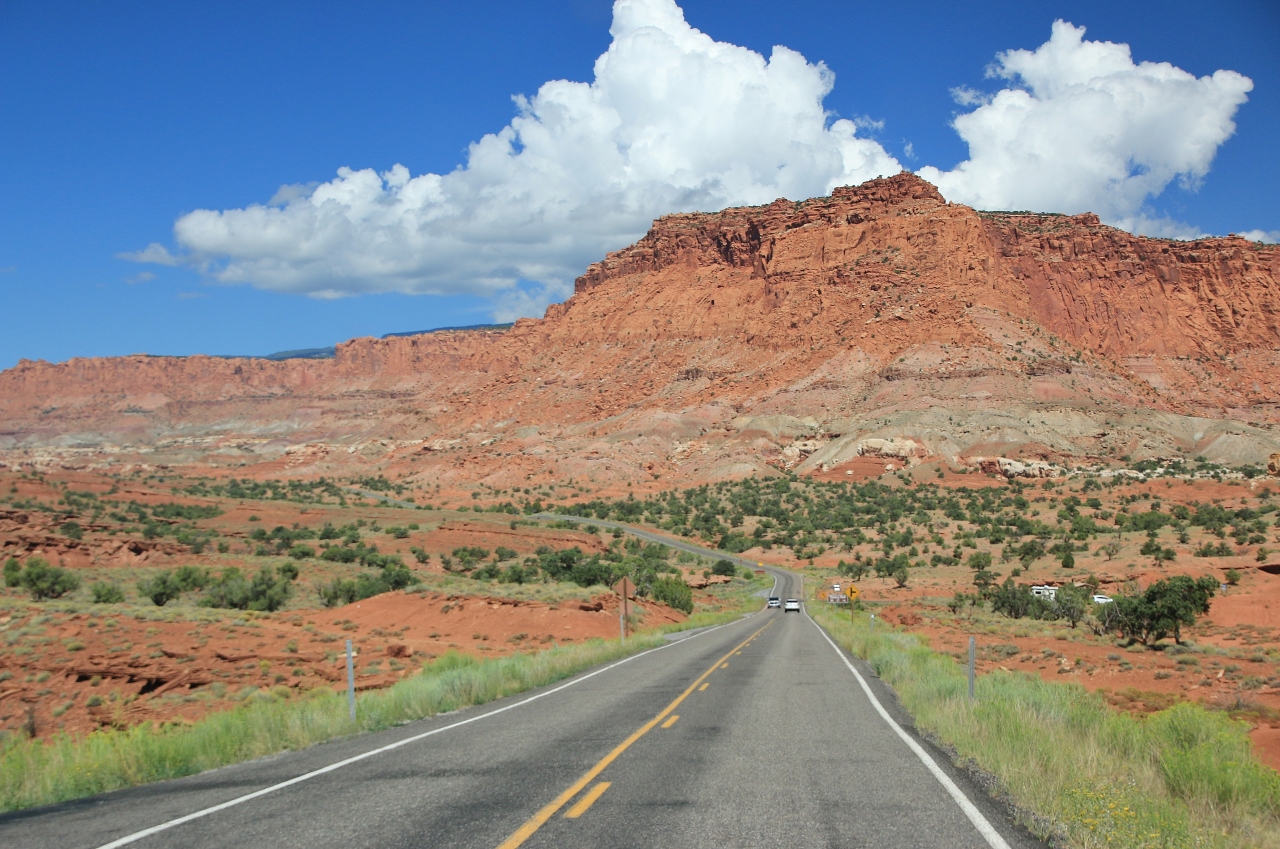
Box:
805, 607, 1014, 849
94, 616, 741, 849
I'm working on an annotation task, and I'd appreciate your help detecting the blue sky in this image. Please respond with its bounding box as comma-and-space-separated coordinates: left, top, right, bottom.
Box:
1, 0, 1276, 369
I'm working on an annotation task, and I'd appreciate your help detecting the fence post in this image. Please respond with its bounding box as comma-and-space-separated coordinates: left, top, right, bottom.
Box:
968, 636, 976, 701
346, 639, 356, 721
869, 613, 875, 634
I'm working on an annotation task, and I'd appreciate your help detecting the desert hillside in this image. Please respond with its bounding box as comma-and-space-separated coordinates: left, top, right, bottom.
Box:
1, 173, 1277, 487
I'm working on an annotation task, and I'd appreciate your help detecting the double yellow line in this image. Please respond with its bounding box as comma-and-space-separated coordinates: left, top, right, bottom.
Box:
494, 618, 775, 849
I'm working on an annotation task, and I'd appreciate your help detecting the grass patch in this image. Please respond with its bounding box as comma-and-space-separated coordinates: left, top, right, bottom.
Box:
809, 602, 1280, 848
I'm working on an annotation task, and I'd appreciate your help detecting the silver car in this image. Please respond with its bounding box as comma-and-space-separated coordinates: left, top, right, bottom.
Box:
783, 599, 801, 612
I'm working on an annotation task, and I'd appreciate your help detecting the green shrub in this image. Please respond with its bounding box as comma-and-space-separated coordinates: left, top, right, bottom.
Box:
320, 546, 358, 563
711, 559, 737, 577
650, 576, 693, 613
90, 582, 125, 604
200, 566, 296, 612
137, 572, 181, 607
317, 564, 412, 608
19, 558, 80, 601
2, 558, 20, 588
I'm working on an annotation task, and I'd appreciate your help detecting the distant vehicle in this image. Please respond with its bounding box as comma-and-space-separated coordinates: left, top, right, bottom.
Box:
1092, 594, 1114, 604
1030, 585, 1057, 600
784, 599, 801, 612
767, 597, 781, 608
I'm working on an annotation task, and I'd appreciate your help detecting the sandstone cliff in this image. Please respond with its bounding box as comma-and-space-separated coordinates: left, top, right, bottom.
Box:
2, 174, 1277, 485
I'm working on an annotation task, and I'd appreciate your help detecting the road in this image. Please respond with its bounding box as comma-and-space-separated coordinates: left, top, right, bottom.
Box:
0, 512, 1044, 849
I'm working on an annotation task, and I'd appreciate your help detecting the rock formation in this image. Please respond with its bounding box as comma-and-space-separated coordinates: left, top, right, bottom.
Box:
1, 173, 1277, 487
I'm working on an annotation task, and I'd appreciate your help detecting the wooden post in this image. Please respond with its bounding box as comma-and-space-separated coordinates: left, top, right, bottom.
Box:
968, 636, 976, 701
613, 577, 635, 640
346, 639, 356, 721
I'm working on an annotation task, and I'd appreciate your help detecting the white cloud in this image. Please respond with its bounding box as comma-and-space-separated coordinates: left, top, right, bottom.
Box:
117, 242, 180, 266
125, 271, 157, 285
127, 8, 1263, 318
1239, 229, 1280, 244
152, 0, 899, 315
919, 21, 1253, 233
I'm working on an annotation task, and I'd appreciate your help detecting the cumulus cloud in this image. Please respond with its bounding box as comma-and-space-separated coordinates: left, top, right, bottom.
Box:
127, 7, 1261, 318
155, 0, 899, 314
919, 21, 1253, 234
1239, 229, 1280, 244
118, 243, 180, 266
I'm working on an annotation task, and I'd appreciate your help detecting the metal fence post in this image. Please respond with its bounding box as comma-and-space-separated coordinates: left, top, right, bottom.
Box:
346, 639, 356, 721
968, 636, 976, 701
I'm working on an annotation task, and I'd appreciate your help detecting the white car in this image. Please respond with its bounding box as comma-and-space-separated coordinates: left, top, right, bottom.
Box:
783, 599, 801, 612
1092, 594, 1114, 604
767, 597, 781, 609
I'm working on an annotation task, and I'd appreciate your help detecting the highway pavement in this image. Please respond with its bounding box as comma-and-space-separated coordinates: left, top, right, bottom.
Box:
0, 515, 1045, 849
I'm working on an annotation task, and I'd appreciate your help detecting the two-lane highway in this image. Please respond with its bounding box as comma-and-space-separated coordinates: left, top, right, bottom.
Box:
0, 526, 1043, 848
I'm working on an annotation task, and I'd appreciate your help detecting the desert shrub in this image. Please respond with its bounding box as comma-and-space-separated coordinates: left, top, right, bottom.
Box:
1112, 575, 1217, 645
569, 557, 620, 588
201, 566, 296, 612
172, 565, 210, 591
60, 521, 83, 540
317, 564, 413, 608
90, 582, 125, 604
20, 558, 80, 601
651, 576, 693, 613
3, 558, 20, 587
711, 559, 737, 577
409, 547, 431, 564
137, 572, 181, 607
498, 562, 537, 584
320, 546, 358, 563
288, 544, 315, 560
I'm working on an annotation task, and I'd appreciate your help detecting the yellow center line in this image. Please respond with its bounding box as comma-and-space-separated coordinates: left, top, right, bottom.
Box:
698, 683, 709, 691
494, 619, 775, 849
563, 782, 611, 819
660, 714, 679, 729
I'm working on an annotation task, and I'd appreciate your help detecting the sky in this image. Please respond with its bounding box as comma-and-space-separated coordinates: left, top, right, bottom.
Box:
0, 0, 1276, 369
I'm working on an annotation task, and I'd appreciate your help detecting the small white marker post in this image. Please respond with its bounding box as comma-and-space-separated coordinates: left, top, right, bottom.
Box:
968, 636, 976, 701
346, 639, 356, 721
869, 613, 875, 634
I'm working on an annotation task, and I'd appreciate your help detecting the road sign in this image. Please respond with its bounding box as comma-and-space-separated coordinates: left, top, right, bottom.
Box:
613, 577, 635, 598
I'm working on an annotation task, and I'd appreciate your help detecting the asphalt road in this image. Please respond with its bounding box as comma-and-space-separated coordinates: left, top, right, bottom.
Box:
0, 513, 1044, 849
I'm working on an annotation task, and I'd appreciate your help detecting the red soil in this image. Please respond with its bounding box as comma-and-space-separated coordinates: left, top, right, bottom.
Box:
0, 590, 683, 739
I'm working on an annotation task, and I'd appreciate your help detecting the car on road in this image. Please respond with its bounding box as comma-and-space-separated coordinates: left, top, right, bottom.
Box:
784, 599, 801, 612
767, 597, 781, 609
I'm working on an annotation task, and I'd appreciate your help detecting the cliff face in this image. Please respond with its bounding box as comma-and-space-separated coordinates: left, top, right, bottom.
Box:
2, 173, 1277, 482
